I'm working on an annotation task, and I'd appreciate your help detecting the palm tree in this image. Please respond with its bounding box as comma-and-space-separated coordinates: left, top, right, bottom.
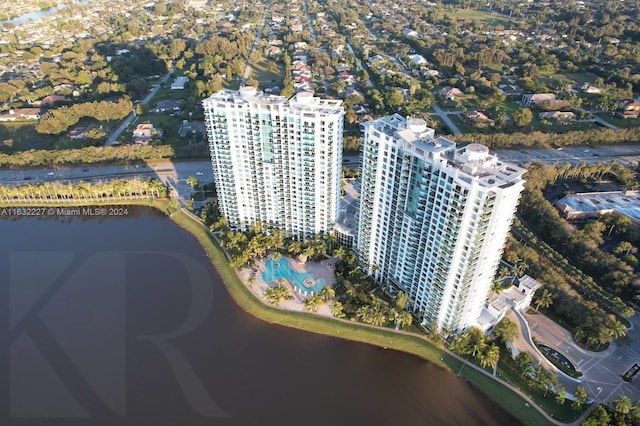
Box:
490, 280, 504, 297
478, 344, 500, 370
534, 288, 553, 311
334, 246, 347, 260
273, 251, 282, 266
613, 395, 632, 414
393, 310, 413, 330
493, 318, 518, 343
467, 328, 487, 357
303, 294, 323, 312
325, 233, 337, 255
329, 301, 346, 318
356, 301, 387, 327
186, 176, 199, 189
263, 287, 283, 306
608, 319, 627, 340
319, 286, 335, 302
247, 275, 256, 287
395, 291, 409, 310
288, 241, 304, 256
555, 385, 566, 405
515, 352, 533, 378
572, 386, 589, 410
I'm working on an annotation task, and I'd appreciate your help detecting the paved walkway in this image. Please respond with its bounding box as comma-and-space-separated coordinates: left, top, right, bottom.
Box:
431, 104, 463, 135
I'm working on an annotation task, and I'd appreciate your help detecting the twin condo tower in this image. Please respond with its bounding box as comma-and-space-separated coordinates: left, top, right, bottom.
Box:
204, 89, 526, 332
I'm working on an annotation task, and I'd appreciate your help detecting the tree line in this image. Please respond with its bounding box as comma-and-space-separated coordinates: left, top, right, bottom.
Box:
455, 127, 640, 149
35, 98, 133, 135
0, 144, 174, 168
0, 178, 168, 203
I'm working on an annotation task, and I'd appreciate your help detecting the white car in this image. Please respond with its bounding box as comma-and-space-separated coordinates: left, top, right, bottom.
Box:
196, 171, 204, 176
46, 172, 55, 176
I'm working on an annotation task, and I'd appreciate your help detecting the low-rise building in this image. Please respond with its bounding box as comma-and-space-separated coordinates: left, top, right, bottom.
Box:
539, 111, 576, 124
171, 76, 189, 90
521, 93, 556, 106
133, 123, 155, 144
557, 190, 640, 223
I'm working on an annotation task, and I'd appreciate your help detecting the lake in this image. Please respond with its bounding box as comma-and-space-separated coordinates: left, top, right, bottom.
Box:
1, 0, 94, 26
0, 207, 519, 425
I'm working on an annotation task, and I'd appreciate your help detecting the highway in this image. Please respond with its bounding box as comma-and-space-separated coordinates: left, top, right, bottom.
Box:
0, 159, 212, 206
3, 144, 640, 195
492, 144, 640, 167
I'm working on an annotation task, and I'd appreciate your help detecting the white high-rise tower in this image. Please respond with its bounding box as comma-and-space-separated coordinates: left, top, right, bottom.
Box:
357, 114, 526, 332
203, 88, 344, 238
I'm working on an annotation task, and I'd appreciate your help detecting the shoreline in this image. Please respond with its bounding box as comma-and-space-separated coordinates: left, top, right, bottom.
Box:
0, 198, 570, 425
168, 207, 569, 426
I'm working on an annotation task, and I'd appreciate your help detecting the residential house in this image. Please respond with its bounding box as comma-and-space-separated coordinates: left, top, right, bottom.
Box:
291, 22, 303, 32
265, 45, 281, 56
617, 100, 640, 119
578, 83, 602, 94
0, 108, 43, 121
133, 123, 155, 144
34, 95, 66, 107
409, 54, 428, 67
153, 100, 181, 113
521, 93, 556, 106
68, 123, 100, 139
171, 76, 189, 90
466, 110, 494, 125
539, 111, 576, 124
443, 87, 464, 100
499, 84, 524, 96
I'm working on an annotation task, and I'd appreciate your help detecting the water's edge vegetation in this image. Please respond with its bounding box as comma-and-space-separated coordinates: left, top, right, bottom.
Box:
168, 208, 559, 426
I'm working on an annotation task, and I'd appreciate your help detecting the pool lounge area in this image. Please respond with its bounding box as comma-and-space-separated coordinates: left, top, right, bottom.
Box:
262, 258, 327, 296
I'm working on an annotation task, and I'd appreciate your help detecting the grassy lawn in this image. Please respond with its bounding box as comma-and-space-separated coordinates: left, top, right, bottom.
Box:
0, 122, 57, 152
426, 115, 450, 135
169, 209, 561, 426
495, 350, 586, 423
596, 112, 640, 128
251, 57, 285, 89
448, 114, 477, 134
493, 98, 522, 115
564, 73, 599, 84
447, 10, 512, 26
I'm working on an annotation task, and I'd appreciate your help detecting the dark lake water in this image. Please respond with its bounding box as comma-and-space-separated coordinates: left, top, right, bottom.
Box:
0, 207, 520, 425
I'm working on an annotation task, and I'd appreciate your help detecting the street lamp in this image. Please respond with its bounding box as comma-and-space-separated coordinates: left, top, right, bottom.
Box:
595, 386, 603, 402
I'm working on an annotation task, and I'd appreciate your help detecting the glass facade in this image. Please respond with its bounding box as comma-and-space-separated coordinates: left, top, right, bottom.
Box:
357, 114, 526, 332
203, 88, 344, 238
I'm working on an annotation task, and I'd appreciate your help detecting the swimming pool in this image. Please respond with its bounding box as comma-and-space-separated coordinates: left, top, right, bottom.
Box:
262, 258, 326, 295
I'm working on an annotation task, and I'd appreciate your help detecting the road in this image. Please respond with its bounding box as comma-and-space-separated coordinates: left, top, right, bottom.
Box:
432, 104, 462, 135
492, 145, 640, 167
106, 69, 173, 145
0, 159, 212, 207
240, 9, 268, 86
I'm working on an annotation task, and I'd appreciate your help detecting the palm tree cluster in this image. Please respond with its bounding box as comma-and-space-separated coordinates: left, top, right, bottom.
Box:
288, 233, 336, 262
513, 351, 569, 405
0, 178, 167, 203
584, 396, 640, 425
302, 287, 336, 313
219, 224, 285, 269
262, 285, 293, 306
450, 328, 501, 371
